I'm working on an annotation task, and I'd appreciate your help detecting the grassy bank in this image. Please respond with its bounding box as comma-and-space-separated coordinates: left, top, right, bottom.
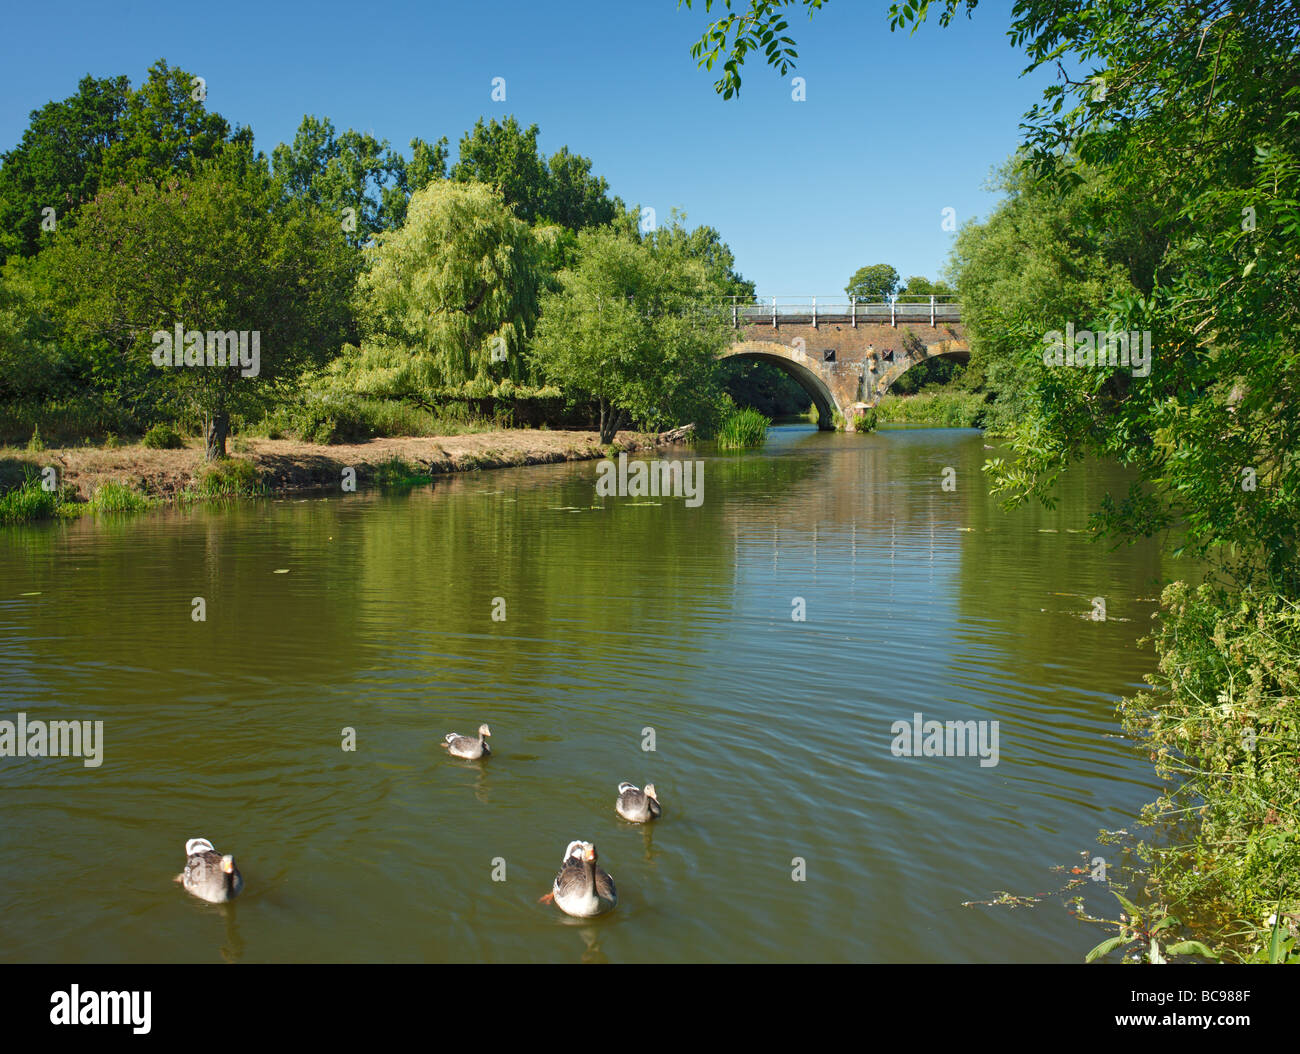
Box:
875, 390, 985, 428
0, 426, 686, 525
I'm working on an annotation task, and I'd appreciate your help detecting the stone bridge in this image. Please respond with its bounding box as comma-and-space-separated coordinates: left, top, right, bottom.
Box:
720, 298, 969, 430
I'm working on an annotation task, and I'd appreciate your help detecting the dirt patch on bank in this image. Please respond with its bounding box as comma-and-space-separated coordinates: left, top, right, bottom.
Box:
0, 428, 688, 503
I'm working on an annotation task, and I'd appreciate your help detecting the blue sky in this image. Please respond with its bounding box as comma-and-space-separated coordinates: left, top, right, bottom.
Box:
1, 1, 1054, 294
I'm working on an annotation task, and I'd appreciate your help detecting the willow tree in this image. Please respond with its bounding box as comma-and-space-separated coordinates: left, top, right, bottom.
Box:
343, 180, 547, 405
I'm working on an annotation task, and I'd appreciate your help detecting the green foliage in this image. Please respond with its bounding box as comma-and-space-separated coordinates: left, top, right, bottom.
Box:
717, 407, 771, 449
850, 407, 879, 432
43, 149, 357, 460
845, 263, 900, 301
26, 426, 44, 452
1083, 891, 1218, 964
89, 480, 155, 513
643, 212, 756, 300
373, 458, 431, 487
0, 60, 242, 259
352, 181, 544, 399
899, 275, 954, 298
195, 458, 262, 497
530, 221, 734, 442
680, 0, 829, 99
876, 391, 984, 428
719, 358, 810, 417
1116, 583, 1300, 937
451, 116, 619, 229
141, 424, 184, 450
271, 115, 430, 244
0, 477, 60, 524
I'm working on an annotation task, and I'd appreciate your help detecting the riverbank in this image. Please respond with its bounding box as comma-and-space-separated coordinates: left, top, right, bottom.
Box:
875, 390, 986, 429
0, 426, 692, 520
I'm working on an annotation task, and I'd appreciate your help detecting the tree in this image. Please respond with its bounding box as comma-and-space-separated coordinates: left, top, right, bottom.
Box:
644, 212, 756, 299
530, 224, 732, 443
345, 180, 547, 404
44, 148, 356, 459
271, 115, 421, 245
545, 146, 618, 230
451, 117, 551, 224
451, 116, 619, 230
98, 59, 246, 187
845, 263, 900, 301
898, 275, 954, 299
0, 61, 242, 259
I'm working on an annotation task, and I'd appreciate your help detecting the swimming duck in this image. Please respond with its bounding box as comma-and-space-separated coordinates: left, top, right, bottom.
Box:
548, 840, 617, 917
615, 782, 661, 823
443, 723, 491, 759
175, 837, 243, 903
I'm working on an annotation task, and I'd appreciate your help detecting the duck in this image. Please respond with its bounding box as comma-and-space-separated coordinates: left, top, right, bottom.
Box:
175, 837, 243, 903
546, 840, 617, 917
442, 723, 491, 759
615, 781, 661, 823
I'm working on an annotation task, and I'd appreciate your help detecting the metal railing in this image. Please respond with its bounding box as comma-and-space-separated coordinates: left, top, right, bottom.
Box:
724, 295, 961, 328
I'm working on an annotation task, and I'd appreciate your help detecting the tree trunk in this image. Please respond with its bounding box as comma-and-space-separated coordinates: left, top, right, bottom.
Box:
599, 403, 624, 445
204, 411, 230, 462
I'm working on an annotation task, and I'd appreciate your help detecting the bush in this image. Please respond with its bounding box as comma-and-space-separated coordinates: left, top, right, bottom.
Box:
876, 391, 985, 428
293, 394, 374, 445
0, 477, 59, 524
195, 458, 262, 497
373, 457, 431, 486
142, 424, 185, 450
850, 407, 879, 432
1115, 583, 1300, 955
717, 407, 771, 450
90, 480, 155, 512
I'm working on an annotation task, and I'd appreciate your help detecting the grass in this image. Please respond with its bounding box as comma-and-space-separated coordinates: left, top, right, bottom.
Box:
194, 457, 264, 498
0, 475, 157, 523
258, 395, 498, 445
850, 407, 879, 432
373, 457, 431, 486
89, 480, 157, 513
0, 478, 61, 524
717, 407, 771, 450
875, 390, 985, 428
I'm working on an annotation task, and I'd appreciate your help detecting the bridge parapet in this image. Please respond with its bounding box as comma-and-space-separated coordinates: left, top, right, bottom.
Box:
725, 296, 961, 328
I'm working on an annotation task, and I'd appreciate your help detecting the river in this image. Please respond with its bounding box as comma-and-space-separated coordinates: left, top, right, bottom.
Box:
0, 424, 1174, 962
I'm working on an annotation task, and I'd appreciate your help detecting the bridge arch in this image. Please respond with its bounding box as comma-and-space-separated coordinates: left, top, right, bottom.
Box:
719, 340, 839, 430
871, 340, 971, 402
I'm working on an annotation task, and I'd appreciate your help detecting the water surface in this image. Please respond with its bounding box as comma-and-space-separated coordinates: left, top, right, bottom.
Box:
0, 425, 1175, 962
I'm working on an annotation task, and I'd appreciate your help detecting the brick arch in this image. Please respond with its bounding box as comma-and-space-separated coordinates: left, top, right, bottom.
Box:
719, 340, 840, 430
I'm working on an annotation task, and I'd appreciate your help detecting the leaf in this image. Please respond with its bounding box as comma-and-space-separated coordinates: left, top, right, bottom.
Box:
1164, 941, 1218, 959
1085, 935, 1129, 962
1111, 890, 1142, 918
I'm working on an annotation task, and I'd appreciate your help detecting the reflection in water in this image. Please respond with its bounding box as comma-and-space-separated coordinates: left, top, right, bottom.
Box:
0, 425, 1183, 962
219, 904, 244, 964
